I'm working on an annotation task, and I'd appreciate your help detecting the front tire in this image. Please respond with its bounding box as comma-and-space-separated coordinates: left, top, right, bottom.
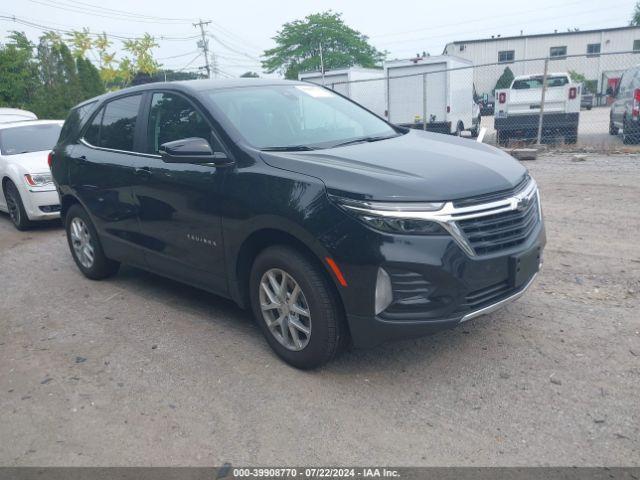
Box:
249, 246, 347, 369
65, 204, 119, 280
4, 180, 31, 231
609, 117, 619, 135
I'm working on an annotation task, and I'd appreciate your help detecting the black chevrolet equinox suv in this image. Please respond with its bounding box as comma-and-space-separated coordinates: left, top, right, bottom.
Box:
51, 79, 546, 368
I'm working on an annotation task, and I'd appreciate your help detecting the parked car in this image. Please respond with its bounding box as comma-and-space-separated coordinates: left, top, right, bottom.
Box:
495, 72, 581, 145
0, 108, 37, 123
608, 64, 640, 144
0, 120, 63, 230
478, 93, 495, 116
51, 79, 545, 368
580, 92, 594, 110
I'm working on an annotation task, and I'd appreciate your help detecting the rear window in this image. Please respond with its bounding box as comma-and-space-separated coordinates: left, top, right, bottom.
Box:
0, 123, 62, 155
512, 76, 570, 89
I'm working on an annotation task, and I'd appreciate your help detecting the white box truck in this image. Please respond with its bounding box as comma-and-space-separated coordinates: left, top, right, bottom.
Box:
298, 68, 386, 117
384, 55, 475, 135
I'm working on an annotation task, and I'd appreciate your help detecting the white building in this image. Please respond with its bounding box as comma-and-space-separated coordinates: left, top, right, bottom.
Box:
444, 26, 640, 96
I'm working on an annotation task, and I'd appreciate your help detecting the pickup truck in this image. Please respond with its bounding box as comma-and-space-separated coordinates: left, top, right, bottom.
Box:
494, 73, 580, 145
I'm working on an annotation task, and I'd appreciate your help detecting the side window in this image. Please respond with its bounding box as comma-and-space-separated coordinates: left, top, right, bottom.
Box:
147, 92, 218, 154
84, 107, 104, 146
99, 95, 142, 151
61, 101, 97, 142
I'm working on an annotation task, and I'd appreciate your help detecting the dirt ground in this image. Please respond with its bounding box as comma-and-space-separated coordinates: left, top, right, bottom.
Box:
0, 153, 638, 466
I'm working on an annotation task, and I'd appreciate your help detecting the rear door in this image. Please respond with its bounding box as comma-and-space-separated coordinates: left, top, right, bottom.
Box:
132, 90, 228, 294
69, 93, 148, 265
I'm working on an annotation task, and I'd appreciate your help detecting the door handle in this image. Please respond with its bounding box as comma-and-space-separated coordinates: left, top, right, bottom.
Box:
135, 167, 152, 177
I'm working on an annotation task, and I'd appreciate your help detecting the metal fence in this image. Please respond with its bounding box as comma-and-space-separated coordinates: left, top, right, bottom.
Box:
303, 51, 640, 151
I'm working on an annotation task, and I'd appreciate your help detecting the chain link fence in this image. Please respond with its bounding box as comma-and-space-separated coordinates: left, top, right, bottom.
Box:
302, 51, 640, 151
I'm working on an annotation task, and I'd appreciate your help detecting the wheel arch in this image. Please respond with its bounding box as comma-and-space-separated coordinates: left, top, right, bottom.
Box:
232, 227, 346, 318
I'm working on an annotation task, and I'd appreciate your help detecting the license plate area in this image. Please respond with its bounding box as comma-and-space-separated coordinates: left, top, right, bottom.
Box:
509, 246, 541, 288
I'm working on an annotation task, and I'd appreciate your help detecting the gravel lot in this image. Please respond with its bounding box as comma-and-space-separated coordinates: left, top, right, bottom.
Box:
0, 153, 639, 466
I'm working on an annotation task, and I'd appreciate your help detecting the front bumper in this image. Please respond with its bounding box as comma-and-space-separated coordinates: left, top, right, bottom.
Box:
322, 190, 546, 348
494, 112, 579, 133
21, 187, 61, 220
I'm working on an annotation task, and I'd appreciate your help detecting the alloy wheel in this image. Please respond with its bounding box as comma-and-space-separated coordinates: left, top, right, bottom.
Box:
70, 217, 95, 269
6, 189, 20, 225
259, 268, 312, 351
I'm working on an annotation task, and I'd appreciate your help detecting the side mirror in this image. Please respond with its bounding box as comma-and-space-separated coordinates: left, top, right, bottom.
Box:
159, 137, 232, 165
606, 86, 613, 96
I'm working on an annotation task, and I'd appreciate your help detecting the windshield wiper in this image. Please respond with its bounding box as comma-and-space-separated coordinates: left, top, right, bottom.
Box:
330, 134, 399, 148
260, 145, 317, 152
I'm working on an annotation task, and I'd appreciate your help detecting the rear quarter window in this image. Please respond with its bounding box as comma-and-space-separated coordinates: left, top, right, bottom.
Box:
60, 101, 97, 142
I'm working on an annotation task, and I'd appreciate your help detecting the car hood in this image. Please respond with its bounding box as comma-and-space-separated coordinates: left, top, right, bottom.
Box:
3, 150, 51, 173
260, 130, 527, 201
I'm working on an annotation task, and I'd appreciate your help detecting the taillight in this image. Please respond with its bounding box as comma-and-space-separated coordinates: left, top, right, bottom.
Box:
446, 105, 450, 113
498, 92, 506, 104
634, 88, 640, 102
47, 151, 53, 168
569, 87, 577, 99
634, 89, 640, 118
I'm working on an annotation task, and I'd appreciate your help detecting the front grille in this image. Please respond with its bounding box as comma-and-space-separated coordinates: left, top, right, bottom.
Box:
456, 193, 539, 255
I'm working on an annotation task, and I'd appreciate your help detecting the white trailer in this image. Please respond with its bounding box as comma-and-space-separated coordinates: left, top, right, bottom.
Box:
298, 68, 386, 117
384, 55, 474, 135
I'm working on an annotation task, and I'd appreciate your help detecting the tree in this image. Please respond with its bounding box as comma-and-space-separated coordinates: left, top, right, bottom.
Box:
631, 1, 640, 25
77, 57, 105, 98
262, 11, 384, 79
494, 66, 515, 92
240, 71, 260, 78
0, 32, 39, 109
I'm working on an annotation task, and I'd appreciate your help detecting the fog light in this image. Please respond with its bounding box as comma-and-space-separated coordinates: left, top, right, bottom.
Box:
374, 267, 393, 315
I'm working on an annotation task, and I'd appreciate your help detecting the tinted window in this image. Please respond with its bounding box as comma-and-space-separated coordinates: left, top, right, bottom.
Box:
84, 107, 103, 146
60, 101, 97, 142
512, 76, 569, 89
207, 85, 396, 149
634, 40, 640, 51
0, 123, 62, 155
99, 95, 142, 151
148, 92, 216, 153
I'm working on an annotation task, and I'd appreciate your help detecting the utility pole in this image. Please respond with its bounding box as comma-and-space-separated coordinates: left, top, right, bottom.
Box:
319, 42, 325, 85
536, 57, 549, 145
193, 19, 212, 79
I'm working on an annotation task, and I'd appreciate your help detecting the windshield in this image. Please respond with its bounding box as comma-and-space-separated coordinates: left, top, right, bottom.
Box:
0, 123, 62, 156
207, 84, 398, 150
512, 76, 570, 90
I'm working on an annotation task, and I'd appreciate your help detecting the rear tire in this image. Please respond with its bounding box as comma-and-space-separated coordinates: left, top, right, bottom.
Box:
609, 117, 619, 135
65, 204, 119, 280
497, 130, 509, 146
564, 127, 578, 145
249, 245, 347, 369
4, 180, 31, 231
623, 117, 640, 145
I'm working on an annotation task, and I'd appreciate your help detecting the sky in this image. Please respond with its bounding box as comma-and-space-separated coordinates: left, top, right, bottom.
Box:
0, 0, 635, 78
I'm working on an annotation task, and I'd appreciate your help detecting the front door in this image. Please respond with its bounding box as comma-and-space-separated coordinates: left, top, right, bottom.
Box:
132, 91, 228, 294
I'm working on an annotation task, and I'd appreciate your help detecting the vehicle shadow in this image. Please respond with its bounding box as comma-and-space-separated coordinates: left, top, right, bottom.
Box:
0, 211, 62, 231
107, 264, 497, 374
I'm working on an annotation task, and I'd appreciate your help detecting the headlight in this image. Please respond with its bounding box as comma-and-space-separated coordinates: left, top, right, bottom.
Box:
329, 194, 447, 235
25, 173, 53, 187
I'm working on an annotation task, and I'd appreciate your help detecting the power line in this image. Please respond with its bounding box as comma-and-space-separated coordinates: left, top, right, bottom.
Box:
23, 0, 194, 25
59, 0, 198, 23
208, 33, 261, 62
0, 14, 199, 42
